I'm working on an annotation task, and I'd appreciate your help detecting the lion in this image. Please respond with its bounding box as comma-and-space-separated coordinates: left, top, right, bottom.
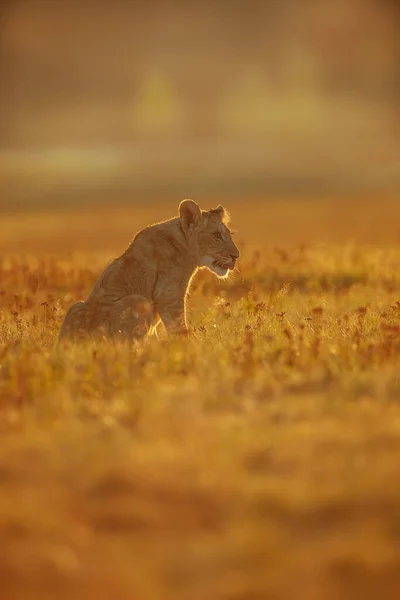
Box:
58, 199, 240, 342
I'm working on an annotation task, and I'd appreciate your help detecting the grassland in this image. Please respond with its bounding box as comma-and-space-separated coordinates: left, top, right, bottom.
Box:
1, 196, 400, 600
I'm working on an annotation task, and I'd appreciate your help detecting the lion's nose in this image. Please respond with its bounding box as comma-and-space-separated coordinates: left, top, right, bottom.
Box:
230, 250, 240, 261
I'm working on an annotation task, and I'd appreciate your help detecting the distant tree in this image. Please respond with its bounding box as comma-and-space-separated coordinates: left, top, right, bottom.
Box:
133, 73, 183, 138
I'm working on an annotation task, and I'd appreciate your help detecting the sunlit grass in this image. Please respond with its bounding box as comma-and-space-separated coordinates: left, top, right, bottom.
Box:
1, 199, 400, 599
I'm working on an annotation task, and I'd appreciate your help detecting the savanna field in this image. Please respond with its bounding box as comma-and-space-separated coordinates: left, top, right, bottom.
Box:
2, 196, 400, 600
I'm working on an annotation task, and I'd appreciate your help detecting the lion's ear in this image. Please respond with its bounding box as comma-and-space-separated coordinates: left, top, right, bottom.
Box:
211, 205, 230, 224
179, 199, 201, 231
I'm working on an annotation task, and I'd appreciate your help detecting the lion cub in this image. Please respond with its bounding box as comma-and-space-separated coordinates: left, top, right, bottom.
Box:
59, 199, 240, 342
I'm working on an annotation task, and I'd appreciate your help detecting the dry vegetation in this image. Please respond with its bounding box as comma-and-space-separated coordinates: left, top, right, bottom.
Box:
2, 197, 400, 600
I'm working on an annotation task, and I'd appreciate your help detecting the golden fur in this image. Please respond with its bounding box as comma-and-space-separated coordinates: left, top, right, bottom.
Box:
58, 200, 240, 342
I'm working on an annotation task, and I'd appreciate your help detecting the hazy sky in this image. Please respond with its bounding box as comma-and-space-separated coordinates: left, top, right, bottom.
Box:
1, 0, 399, 147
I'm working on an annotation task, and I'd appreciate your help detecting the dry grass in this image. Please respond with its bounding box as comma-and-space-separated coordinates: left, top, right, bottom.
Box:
2, 197, 400, 600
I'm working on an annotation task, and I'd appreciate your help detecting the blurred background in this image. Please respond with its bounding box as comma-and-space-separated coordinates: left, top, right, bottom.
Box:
1, 0, 400, 211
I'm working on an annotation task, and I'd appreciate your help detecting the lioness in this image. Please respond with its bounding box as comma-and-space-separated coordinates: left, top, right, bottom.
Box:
59, 199, 240, 342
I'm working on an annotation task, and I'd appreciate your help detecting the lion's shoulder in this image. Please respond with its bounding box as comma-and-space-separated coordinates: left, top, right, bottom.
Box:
127, 217, 188, 261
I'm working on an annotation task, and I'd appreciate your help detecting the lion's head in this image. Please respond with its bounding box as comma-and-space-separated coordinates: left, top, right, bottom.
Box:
179, 199, 240, 278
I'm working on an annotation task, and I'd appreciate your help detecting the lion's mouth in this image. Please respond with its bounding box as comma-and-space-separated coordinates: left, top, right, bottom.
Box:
212, 259, 236, 270
201, 256, 237, 278
210, 259, 237, 277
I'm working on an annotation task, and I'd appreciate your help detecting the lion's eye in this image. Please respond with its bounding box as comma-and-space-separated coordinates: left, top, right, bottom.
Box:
213, 231, 223, 241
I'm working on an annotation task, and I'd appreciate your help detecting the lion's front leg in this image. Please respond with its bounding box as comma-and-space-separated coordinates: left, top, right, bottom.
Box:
154, 292, 189, 335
